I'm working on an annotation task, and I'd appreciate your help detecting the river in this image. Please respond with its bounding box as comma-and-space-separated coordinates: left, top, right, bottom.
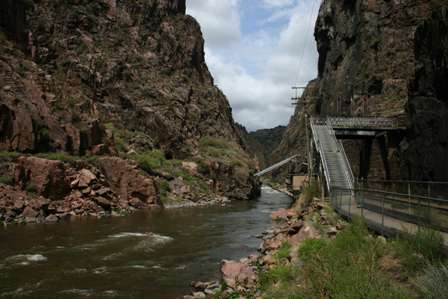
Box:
0, 186, 292, 299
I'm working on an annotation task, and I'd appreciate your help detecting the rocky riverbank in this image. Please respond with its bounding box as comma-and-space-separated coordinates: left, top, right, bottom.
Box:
0, 152, 259, 225
183, 193, 347, 299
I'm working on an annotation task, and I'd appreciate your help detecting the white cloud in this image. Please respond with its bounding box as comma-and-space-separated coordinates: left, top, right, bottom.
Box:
187, 0, 320, 131
187, 0, 241, 48
262, 0, 295, 8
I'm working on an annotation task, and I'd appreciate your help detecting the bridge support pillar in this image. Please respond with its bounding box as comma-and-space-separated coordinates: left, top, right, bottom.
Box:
359, 139, 373, 179
377, 135, 391, 180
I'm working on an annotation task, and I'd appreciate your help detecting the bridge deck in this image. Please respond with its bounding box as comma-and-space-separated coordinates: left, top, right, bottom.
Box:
312, 117, 406, 131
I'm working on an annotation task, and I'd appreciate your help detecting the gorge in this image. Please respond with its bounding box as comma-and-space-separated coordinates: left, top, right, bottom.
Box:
1, 0, 448, 298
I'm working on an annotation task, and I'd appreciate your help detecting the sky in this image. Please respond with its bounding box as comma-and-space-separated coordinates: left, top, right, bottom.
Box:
187, 0, 321, 131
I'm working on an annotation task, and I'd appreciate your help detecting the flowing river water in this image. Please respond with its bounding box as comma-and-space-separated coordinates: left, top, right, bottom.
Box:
0, 187, 292, 299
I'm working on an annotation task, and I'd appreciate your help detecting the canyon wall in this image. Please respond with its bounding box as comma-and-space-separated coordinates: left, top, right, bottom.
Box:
0, 0, 259, 223
276, 0, 448, 181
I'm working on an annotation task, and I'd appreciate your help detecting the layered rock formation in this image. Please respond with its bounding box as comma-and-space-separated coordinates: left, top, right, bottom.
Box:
0, 0, 259, 223
275, 0, 448, 181
0, 0, 238, 155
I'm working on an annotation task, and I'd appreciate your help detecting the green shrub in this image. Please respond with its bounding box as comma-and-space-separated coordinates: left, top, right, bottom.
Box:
261, 283, 303, 299
133, 150, 167, 172
302, 180, 320, 206
298, 239, 327, 263
37, 152, 77, 163
417, 264, 448, 299
297, 220, 413, 299
198, 136, 251, 168
26, 183, 38, 194
158, 179, 170, 198
259, 265, 298, 291
0, 176, 13, 186
199, 136, 229, 149
0, 151, 20, 160
275, 242, 292, 262
399, 228, 445, 262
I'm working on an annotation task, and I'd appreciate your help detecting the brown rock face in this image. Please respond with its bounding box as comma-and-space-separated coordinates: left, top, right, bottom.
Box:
98, 157, 159, 206
236, 124, 287, 170
0, 0, 238, 157
275, 1, 448, 181
15, 156, 70, 199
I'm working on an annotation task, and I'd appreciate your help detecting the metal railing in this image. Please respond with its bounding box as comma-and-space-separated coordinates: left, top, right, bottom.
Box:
330, 184, 448, 242
359, 179, 448, 200
326, 118, 354, 190
312, 117, 402, 130
310, 121, 332, 191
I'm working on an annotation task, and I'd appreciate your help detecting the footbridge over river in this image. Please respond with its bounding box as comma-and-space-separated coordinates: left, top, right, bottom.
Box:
256, 117, 448, 246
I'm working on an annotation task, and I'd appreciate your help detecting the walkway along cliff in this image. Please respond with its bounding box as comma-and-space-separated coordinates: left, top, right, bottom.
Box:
0, 0, 260, 224
274, 0, 448, 183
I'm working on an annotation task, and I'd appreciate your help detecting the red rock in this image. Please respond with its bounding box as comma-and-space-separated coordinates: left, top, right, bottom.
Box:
77, 169, 96, 188
22, 206, 38, 218
181, 161, 198, 176
28, 197, 50, 210
263, 237, 283, 252
129, 198, 144, 209
271, 208, 296, 221
220, 260, 257, 289
98, 157, 159, 206
290, 223, 320, 245
15, 156, 70, 199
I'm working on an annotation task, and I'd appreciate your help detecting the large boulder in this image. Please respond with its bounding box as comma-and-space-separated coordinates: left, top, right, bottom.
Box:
220, 259, 257, 289
98, 157, 159, 206
14, 156, 70, 199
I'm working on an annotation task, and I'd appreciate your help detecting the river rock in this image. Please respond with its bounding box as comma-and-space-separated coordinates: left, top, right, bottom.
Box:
289, 222, 320, 245
271, 208, 296, 221
45, 214, 59, 223
78, 169, 97, 188
192, 292, 206, 299
220, 259, 257, 289
22, 206, 38, 218
182, 162, 198, 176
170, 177, 191, 195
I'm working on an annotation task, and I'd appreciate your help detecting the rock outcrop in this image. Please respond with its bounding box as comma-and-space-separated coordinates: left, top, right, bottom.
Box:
275, 0, 448, 181
1, 156, 159, 223
0, 0, 239, 156
0, 0, 260, 223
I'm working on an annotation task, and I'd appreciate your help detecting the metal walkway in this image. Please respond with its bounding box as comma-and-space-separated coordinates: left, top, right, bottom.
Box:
310, 117, 448, 246
254, 155, 298, 177
310, 118, 354, 192
312, 117, 404, 130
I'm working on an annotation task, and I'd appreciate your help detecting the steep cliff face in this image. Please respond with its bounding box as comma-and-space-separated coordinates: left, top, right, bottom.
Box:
0, 0, 238, 156
236, 124, 286, 170
276, 0, 448, 181
0, 0, 259, 223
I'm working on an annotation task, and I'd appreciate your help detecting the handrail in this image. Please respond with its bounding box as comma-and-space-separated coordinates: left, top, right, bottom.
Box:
326, 119, 354, 190
310, 121, 332, 192
312, 116, 402, 130
360, 179, 448, 185
332, 187, 448, 204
